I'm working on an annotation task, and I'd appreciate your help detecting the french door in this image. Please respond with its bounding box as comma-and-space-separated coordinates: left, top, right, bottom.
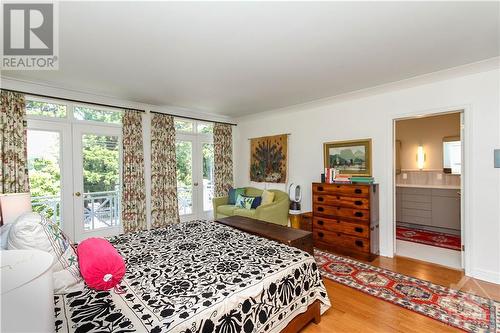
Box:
26, 97, 123, 242
72, 124, 122, 242
176, 134, 214, 220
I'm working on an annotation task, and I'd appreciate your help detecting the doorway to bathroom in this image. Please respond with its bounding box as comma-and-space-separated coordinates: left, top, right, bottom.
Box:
394, 111, 463, 269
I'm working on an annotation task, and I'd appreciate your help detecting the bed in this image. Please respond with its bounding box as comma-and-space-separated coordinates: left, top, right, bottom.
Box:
55, 220, 330, 333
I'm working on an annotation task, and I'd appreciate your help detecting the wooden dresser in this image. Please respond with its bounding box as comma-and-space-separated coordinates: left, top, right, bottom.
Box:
312, 182, 379, 261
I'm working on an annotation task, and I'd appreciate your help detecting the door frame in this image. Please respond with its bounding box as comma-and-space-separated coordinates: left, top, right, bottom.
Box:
72, 123, 123, 242
387, 105, 471, 274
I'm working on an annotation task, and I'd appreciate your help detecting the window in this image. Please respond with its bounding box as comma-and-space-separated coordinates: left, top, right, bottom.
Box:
26, 99, 67, 118
197, 122, 214, 134
175, 119, 193, 132
74, 105, 122, 124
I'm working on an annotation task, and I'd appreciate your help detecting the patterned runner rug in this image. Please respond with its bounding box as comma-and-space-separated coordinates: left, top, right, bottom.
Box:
396, 226, 461, 251
315, 249, 500, 333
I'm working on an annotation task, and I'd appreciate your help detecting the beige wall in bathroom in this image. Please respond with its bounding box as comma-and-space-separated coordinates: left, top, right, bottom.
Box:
396, 112, 461, 170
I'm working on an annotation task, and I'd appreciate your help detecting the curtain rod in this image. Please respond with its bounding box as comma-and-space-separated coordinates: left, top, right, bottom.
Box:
150, 110, 237, 126
2, 88, 146, 113
247, 133, 291, 140
2, 88, 237, 126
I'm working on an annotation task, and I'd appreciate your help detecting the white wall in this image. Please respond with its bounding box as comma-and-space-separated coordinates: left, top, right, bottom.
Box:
234, 66, 500, 284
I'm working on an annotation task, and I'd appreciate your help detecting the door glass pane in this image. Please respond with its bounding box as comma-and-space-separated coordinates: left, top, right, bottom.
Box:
26, 100, 67, 118
74, 106, 122, 124
176, 140, 193, 215
27, 130, 62, 225
82, 134, 120, 230
202, 143, 214, 211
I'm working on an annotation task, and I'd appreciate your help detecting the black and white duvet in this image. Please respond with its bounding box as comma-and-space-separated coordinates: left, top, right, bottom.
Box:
55, 220, 330, 333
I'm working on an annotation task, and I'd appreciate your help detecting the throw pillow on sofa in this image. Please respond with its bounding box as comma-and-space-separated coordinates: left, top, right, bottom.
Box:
228, 187, 246, 205
7, 212, 83, 294
261, 190, 275, 205
235, 194, 255, 209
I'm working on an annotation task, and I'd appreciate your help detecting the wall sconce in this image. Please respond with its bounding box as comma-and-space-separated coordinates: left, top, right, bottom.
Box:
416, 145, 426, 170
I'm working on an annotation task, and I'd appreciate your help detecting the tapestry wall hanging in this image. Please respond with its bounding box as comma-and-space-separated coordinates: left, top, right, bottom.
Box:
250, 134, 288, 183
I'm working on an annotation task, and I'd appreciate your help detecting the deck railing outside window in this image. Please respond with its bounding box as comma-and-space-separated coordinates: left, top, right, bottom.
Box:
31, 190, 121, 230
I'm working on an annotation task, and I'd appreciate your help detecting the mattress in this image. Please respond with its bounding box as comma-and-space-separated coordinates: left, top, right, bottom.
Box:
55, 220, 330, 332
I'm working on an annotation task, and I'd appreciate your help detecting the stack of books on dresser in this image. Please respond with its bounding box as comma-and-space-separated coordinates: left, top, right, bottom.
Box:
324, 168, 375, 184
350, 176, 375, 184
332, 174, 352, 184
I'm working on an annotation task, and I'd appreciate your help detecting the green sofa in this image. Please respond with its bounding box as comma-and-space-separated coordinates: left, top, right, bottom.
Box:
213, 187, 290, 226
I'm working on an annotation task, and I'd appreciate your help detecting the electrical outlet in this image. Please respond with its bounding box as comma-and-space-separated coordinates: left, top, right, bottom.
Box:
437, 173, 442, 180
402, 173, 407, 179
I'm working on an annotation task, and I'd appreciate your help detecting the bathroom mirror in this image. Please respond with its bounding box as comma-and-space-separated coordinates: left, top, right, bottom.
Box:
443, 136, 461, 174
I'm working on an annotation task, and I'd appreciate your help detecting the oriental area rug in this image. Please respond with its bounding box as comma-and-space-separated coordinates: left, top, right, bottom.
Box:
314, 249, 499, 333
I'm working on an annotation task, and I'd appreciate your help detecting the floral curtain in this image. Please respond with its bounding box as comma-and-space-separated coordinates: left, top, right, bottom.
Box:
0, 90, 30, 194
121, 110, 146, 233
151, 113, 179, 228
214, 123, 233, 197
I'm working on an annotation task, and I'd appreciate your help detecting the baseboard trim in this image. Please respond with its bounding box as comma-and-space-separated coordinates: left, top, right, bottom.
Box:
470, 268, 500, 285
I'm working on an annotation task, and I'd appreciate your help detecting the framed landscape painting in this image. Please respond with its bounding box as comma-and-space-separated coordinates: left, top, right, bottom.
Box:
323, 139, 372, 176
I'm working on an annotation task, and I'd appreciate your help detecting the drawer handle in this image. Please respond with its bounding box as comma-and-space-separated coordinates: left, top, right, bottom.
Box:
318, 186, 324, 191
318, 207, 324, 212
318, 197, 324, 202
337, 207, 341, 210
354, 227, 363, 233
354, 200, 363, 205
318, 232, 324, 238
354, 212, 364, 217
355, 240, 364, 247
317, 220, 324, 226
354, 189, 362, 194
336, 185, 341, 188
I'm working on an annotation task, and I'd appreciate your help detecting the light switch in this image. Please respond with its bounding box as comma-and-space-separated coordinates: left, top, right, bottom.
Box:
495, 149, 500, 168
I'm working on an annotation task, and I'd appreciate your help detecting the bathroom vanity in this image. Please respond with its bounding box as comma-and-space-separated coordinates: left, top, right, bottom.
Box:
396, 184, 460, 230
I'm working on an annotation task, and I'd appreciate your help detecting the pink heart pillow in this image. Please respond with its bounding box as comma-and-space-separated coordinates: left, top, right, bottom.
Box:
77, 237, 125, 290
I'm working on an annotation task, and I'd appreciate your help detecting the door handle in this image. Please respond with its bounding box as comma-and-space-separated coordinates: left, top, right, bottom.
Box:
74, 192, 81, 197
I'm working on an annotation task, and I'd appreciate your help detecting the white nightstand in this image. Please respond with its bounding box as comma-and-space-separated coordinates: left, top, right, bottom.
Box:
1, 250, 54, 332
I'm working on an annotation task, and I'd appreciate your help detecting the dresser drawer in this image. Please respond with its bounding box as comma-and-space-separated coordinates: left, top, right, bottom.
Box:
313, 229, 370, 253
313, 217, 369, 238
313, 194, 370, 210
313, 204, 369, 222
313, 183, 370, 198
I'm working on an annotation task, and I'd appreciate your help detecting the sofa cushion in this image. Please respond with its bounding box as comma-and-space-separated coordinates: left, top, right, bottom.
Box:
234, 208, 257, 218
217, 205, 236, 216
228, 188, 245, 205
262, 190, 275, 205
235, 195, 256, 209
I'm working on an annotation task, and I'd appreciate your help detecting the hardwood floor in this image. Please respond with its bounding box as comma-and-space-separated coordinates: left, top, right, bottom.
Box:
303, 255, 500, 333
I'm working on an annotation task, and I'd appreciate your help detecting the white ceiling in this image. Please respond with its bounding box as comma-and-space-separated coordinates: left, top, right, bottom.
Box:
3, 1, 499, 117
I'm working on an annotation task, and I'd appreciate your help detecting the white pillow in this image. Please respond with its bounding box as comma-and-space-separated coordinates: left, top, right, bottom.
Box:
7, 212, 83, 294
0, 223, 13, 250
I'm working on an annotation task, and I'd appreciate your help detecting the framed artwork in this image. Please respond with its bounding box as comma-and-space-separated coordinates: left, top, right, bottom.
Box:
323, 139, 372, 176
250, 134, 288, 183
